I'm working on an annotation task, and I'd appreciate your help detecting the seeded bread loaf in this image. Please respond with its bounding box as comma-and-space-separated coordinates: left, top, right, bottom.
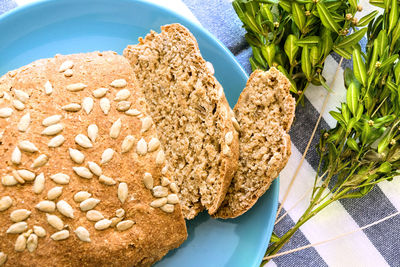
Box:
123, 24, 240, 219
215, 68, 295, 218
0, 52, 187, 266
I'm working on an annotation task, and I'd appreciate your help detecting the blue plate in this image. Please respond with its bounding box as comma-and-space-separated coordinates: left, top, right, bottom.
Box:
0, 0, 279, 266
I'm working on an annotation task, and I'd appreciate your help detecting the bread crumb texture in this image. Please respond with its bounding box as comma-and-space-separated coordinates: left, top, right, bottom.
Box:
215, 68, 295, 218
0, 51, 187, 266
123, 24, 239, 219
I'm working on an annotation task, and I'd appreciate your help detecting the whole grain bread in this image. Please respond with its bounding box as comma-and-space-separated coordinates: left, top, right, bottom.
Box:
215, 68, 295, 218
123, 24, 239, 219
0, 51, 187, 266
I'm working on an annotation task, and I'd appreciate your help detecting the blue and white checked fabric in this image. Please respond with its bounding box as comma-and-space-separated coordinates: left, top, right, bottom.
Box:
2, 0, 399, 266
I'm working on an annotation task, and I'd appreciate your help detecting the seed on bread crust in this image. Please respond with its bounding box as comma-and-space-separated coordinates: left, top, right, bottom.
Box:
48, 135, 65, 147
27, 233, 38, 252
110, 118, 122, 139
31, 154, 49, 168
160, 204, 175, 213
152, 186, 168, 198
33, 173, 45, 194
110, 79, 127, 88
92, 88, 108, 98
75, 134, 93, 148
114, 89, 131, 101
6, 222, 28, 234
46, 214, 64, 230
0, 108, 13, 118
100, 98, 111, 115
50, 230, 69, 241
66, 83, 87, 92
59, 60, 74, 72
141, 117, 152, 132
0, 252, 7, 265
225, 131, 233, 145
87, 124, 98, 142
14, 235, 26, 252
83, 97, 94, 115
18, 140, 38, 153
56, 200, 75, 218
73, 167, 93, 179
87, 162, 102, 176
136, 138, 147, 156
69, 148, 85, 164
74, 227, 91, 242
101, 148, 115, 164
150, 198, 167, 208
35, 201, 56, 213
44, 81, 53, 95
10, 209, 31, 222
33, 226, 46, 238
147, 138, 160, 152
121, 135, 135, 153
73, 191, 92, 203
17, 170, 36, 181
42, 115, 62, 126
62, 103, 81, 112
118, 183, 128, 204
94, 219, 112, 231
116, 101, 131, 112
47, 187, 63, 200
155, 150, 165, 165
86, 210, 104, 222
143, 173, 153, 189
116, 220, 135, 231
50, 173, 70, 185
41, 124, 63, 136
18, 113, 31, 132
12, 100, 25, 111
125, 109, 141, 116
80, 198, 100, 211
11, 147, 22, 165
99, 175, 116, 185
2, 175, 18, 186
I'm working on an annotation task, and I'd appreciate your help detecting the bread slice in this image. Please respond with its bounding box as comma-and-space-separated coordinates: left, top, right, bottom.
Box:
215, 68, 295, 218
0, 52, 187, 266
123, 24, 239, 219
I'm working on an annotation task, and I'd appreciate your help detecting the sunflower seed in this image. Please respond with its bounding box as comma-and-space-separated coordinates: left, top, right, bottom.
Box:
93, 88, 108, 98
10, 209, 31, 222
160, 204, 175, 213
110, 118, 122, 139
11, 147, 22, 165
100, 98, 110, 114
57, 200, 74, 218
27, 234, 38, 252
87, 124, 98, 142
74, 226, 91, 242
48, 135, 65, 147
62, 103, 82, 112
44, 81, 53, 95
205, 61, 215, 75
115, 209, 125, 218
73, 191, 91, 203
116, 101, 131, 112
12, 100, 25, 110
150, 198, 167, 208
80, 198, 100, 211
87, 161, 102, 176
147, 138, 160, 152
46, 214, 64, 230
125, 109, 141, 116
0, 252, 7, 266
82, 97, 94, 115
47, 186, 63, 200
167, 194, 179, 204
14, 90, 29, 103
69, 148, 85, 164
118, 182, 128, 204
22, 229, 32, 238
19, 140, 38, 152
0, 108, 13, 118
231, 117, 240, 131
94, 219, 112, 231
14, 235, 26, 252
75, 134, 93, 148
17, 170, 35, 181
50, 173, 70, 185
116, 220, 135, 231
136, 138, 147, 156
59, 60, 74, 72
33, 173, 45, 194
73, 167, 93, 179
101, 148, 114, 164
161, 177, 170, 187
152, 186, 168, 198
222, 145, 230, 156
18, 113, 30, 132
12, 170, 25, 184
42, 124, 64, 136
64, 69, 73, 77
161, 165, 168, 175
114, 89, 131, 101
33, 226, 46, 238
35, 200, 56, 212
99, 175, 116, 185
42, 115, 62, 126
66, 83, 87, 92
155, 150, 165, 165
6, 222, 28, 234
110, 217, 123, 227
31, 154, 49, 168
121, 135, 135, 153
2, 175, 18, 186
110, 79, 127, 88
169, 183, 179, 194
86, 210, 104, 222
141, 117, 152, 132
143, 173, 153, 189
50, 230, 69, 241
225, 131, 233, 145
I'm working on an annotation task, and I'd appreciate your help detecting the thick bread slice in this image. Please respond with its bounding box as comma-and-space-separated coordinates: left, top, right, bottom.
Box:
123, 24, 239, 219
0, 52, 187, 266
215, 68, 295, 218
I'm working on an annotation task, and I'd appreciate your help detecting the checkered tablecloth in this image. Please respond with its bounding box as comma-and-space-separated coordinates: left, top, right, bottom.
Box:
1, 0, 399, 266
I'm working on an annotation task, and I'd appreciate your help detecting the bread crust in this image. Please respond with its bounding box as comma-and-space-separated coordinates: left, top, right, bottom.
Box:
0, 52, 187, 266
215, 68, 295, 218
123, 24, 239, 219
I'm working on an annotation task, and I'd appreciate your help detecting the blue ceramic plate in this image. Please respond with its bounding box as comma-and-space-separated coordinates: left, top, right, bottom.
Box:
0, 0, 279, 266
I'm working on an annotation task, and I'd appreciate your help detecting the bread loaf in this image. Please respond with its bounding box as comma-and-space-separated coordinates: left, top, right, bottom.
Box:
0, 51, 187, 266
215, 68, 295, 218
123, 24, 240, 219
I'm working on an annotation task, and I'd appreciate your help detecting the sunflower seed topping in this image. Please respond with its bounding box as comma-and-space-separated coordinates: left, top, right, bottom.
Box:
205, 61, 215, 75
6, 222, 28, 234
50, 230, 69, 241
73, 191, 92, 203
0, 252, 7, 265
35, 201, 56, 213
17, 170, 36, 181
94, 219, 112, 231
114, 89, 131, 101
12, 170, 25, 184
141, 117, 152, 132
116, 220, 135, 231
12, 100, 25, 111
121, 135, 135, 153
73, 167, 93, 179
11, 147, 22, 165
69, 148, 85, 164
14, 235, 26, 252
33, 226, 46, 238
155, 150, 165, 165
93, 88, 108, 98
231, 117, 240, 131
0, 196, 13, 211
19, 140, 38, 153
18, 113, 31, 132
87, 161, 102, 176
0, 108, 13, 118
86, 210, 104, 222
2, 175, 18, 186
31, 154, 49, 168
82, 97, 94, 115
59, 60, 74, 72
110, 118, 122, 139
44, 81, 53, 95
116, 101, 131, 112
136, 138, 147, 156
64, 69, 73, 77
143, 173, 153, 189
42, 115, 62, 126
125, 109, 141, 116
100, 98, 110, 115
14, 90, 29, 103
46, 214, 64, 230
167, 194, 179, 204
10, 209, 31, 222
160, 204, 175, 213
75, 134, 93, 148
50, 173, 70, 185
152, 186, 168, 198
110, 79, 127, 88
118, 182, 128, 204
148, 137, 160, 152
47, 186, 63, 200
62, 103, 81, 112
48, 135, 65, 147
74, 226, 91, 242
161, 177, 170, 187
101, 148, 114, 164
99, 175, 116, 185
33, 173, 45, 194
57, 200, 75, 218
225, 131, 233, 145
27, 234, 38, 252
150, 198, 167, 208
115, 209, 125, 218
66, 83, 87, 92
87, 124, 98, 142
80, 198, 100, 211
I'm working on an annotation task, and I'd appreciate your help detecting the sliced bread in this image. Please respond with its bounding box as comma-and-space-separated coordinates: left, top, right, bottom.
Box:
123, 24, 239, 219
215, 68, 295, 218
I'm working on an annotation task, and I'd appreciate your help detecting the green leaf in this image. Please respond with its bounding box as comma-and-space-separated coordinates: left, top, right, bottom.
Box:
378, 133, 392, 153
310, 46, 320, 66
325, 1, 343, 11
260, 4, 274, 22
319, 73, 332, 91
380, 54, 399, 70
352, 48, 367, 87
347, 82, 360, 115
296, 36, 321, 47
321, 28, 333, 59
361, 122, 372, 144
368, 39, 379, 73
279, 0, 291, 12
391, 23, 400, 49
355, 104, 364, 121
277, 65, 298, 93
377, 162, 392, 173
245, 1, 259, 18
377, 30, 388, 57
347, 137, 360, 151
344, 68, 355, 88
394, 62, 400, 84
292, 2, 306, 31
301, 45, 312, 80
284, 34, 299, 65
388, 0, 398, 33
357, 11, 379, 27
252, 46, 266, 66
336, 28, 368, 49
370, 0, 385, 8
342, 103, 351, 123
333, 46, 352, 59
330, 111, 345, 123
349, 0, 358, 11
244, 12, 262, 34
261, 44, 276, 67
317, 2, 341, 33
270, 232, 280, 243
232, 1, 245, 21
